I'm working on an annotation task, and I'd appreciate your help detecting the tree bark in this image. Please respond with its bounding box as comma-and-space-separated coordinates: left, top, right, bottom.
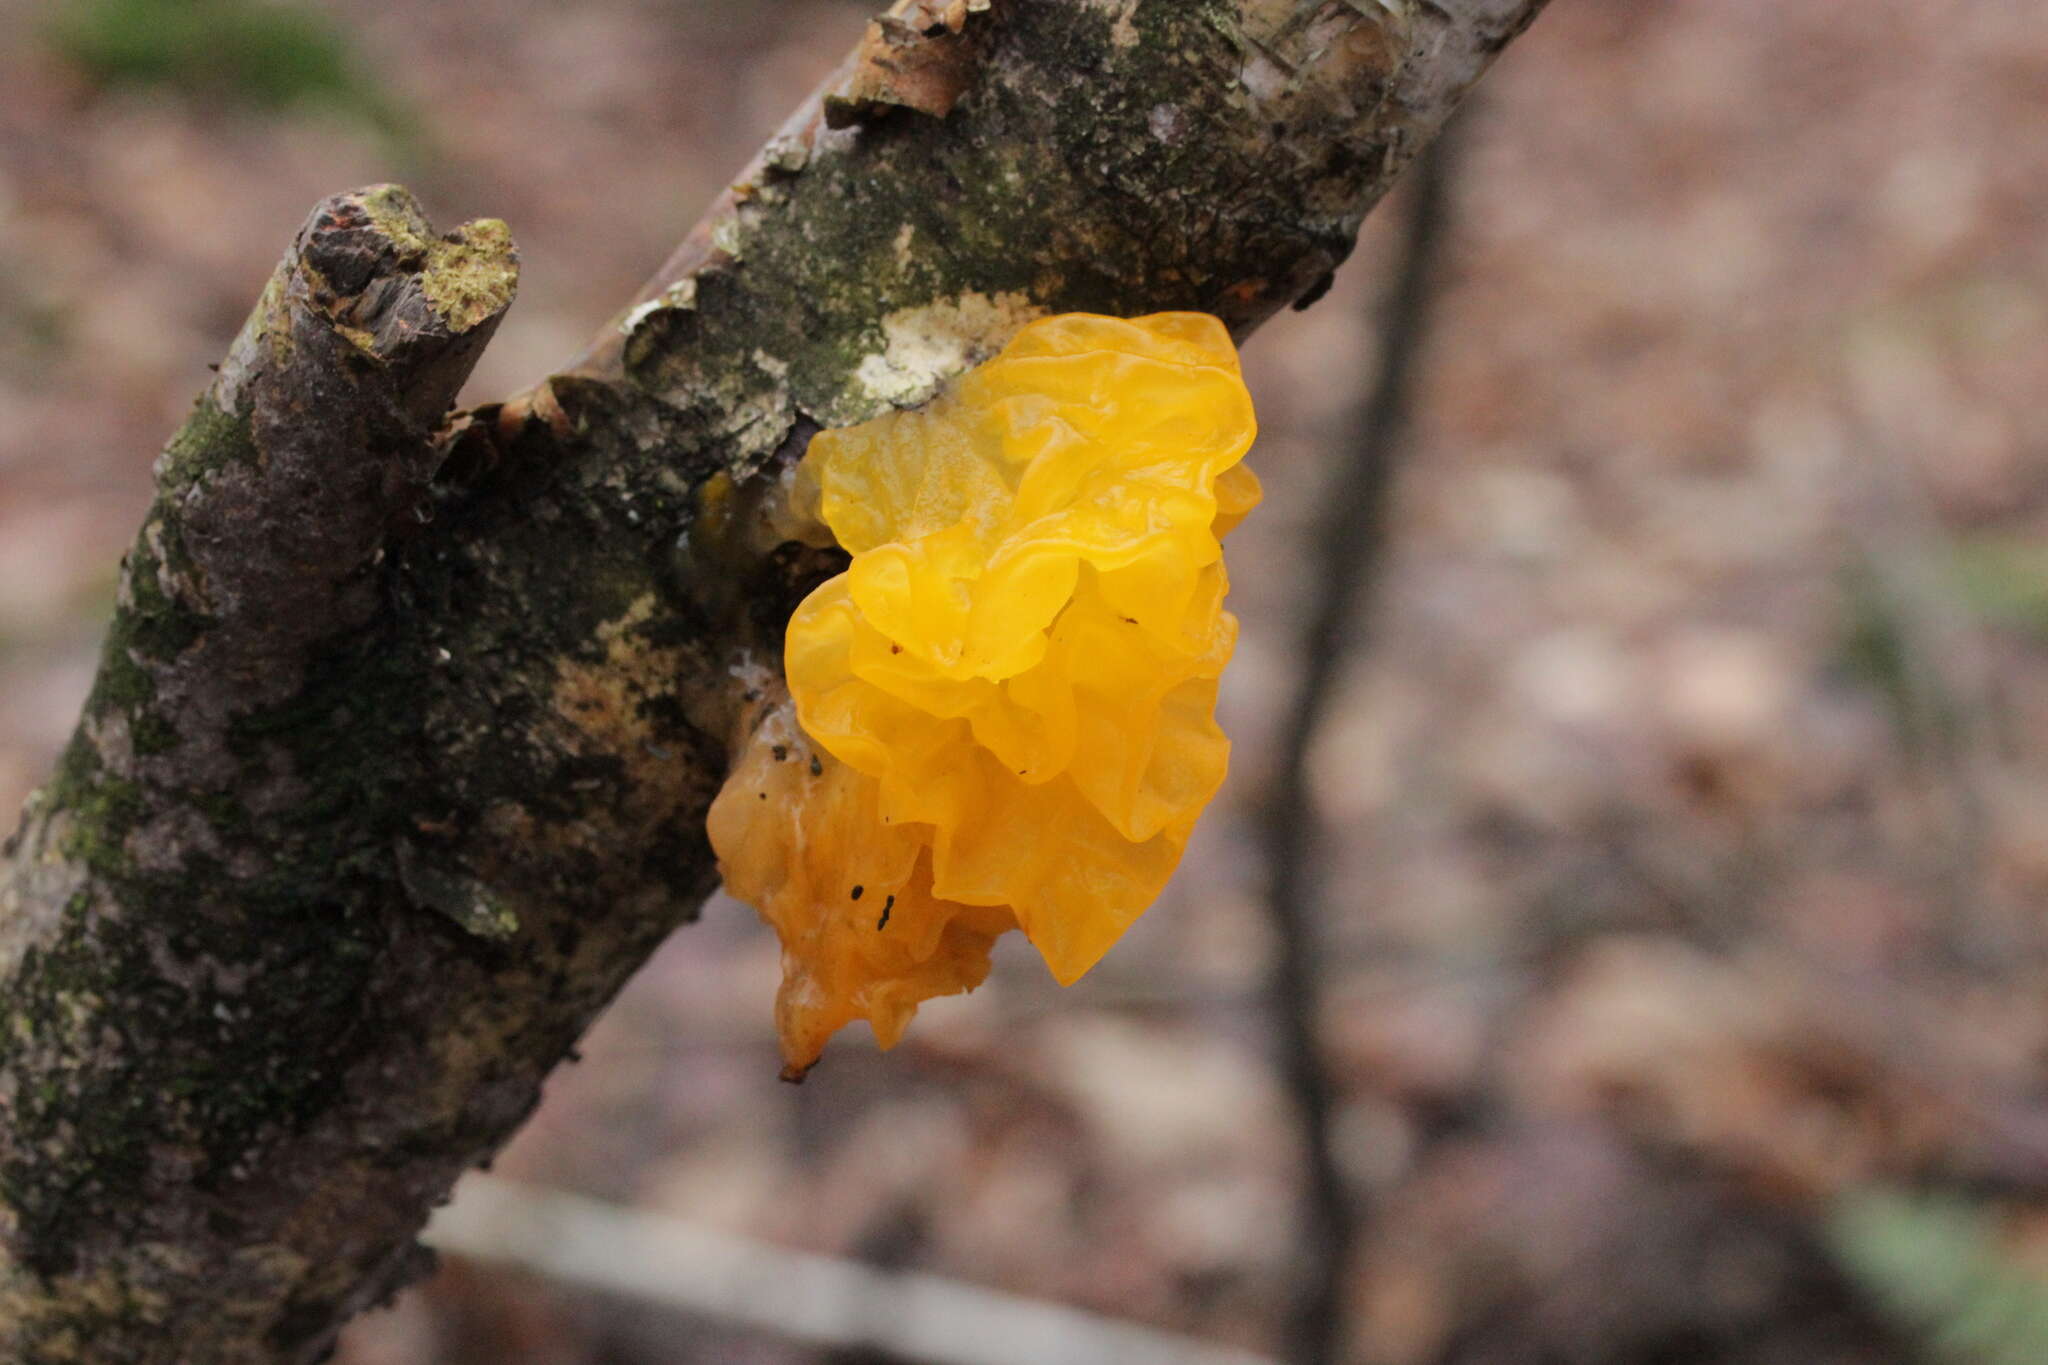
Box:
0, 1, 1546, 1359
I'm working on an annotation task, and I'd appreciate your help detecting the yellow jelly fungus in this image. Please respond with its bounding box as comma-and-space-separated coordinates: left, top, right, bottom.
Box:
707, 312, 1260, 1077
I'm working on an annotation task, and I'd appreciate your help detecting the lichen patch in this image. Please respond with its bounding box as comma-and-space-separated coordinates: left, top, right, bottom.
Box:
420, 218, 519, 334
850, 291, 1042, 410
548, 597, 698, 839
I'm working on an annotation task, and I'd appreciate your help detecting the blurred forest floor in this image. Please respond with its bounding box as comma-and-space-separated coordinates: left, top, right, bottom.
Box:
4, 0, 2048, 1361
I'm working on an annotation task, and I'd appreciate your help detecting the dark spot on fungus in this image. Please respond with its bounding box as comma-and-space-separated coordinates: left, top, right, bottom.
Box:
809, 753, 823, 776
850, 885, 864, 901
877, 895, 894, 931
890, 643, 903, 654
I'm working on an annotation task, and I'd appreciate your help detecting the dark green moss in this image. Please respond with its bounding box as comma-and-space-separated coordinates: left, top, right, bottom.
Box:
46, 736, 140, 878
5, 648, 399, 1259
87, 520, 211, 742
193, 790, 247, 832
221, 636, 426, 893
2, 518, 446, 1275
157, 391, 260, 490
0, 882, 383, 1270
88, 633, 156, 717
65, 520, 211, 783
132, 711, 181, 757
121, 571, 209, 665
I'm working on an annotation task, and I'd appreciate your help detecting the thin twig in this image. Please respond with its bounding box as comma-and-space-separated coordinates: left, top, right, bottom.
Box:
426, 1174, 1278, 1365
1263, 121, 1467, 1365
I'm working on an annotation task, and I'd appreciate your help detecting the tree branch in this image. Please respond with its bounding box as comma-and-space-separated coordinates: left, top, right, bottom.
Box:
0, 2, 1548, 1360
1262, 115, 1465, 1365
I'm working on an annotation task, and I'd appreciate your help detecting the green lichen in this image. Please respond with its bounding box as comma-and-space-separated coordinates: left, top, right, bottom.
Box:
421, 219, 518, 334
355, 187, 517, 337
358, 184, 433, 258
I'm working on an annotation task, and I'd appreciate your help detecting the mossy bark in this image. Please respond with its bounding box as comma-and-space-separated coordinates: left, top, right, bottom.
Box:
0, 2, 1546, 1359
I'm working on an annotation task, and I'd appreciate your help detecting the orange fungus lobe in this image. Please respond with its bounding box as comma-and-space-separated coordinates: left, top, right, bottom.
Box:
707, 311, 1260, 1076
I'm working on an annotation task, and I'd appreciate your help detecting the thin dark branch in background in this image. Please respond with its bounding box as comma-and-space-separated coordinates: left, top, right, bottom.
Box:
1264, 117, 1467, 1365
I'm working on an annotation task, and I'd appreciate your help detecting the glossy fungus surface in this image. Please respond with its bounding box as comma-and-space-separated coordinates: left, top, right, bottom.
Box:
709, 312, 1259, 1075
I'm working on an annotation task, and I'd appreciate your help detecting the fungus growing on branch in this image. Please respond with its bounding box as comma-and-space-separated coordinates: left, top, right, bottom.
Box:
708, 312, 1260, 1077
